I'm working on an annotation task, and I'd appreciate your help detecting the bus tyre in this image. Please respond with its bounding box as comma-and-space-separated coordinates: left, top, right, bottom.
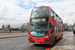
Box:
61, 35, 63, 38
55, 37, 57, 42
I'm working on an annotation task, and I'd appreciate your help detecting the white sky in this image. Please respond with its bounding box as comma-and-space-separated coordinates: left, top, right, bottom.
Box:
0, 0, 75, 28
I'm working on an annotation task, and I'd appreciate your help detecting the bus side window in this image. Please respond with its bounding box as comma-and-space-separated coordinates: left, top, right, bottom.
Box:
61, 27, 62, 32
57, 26, 58, 33
54, 13, 57, 20
57, 17, 59, 22
56, 15, 59, 22
50, 9, 54, 18
58, 27, 60, 32
60, 27, 61, 32
54, 26, 57, 33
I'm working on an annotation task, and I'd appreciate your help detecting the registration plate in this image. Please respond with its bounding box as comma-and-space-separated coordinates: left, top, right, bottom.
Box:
35, 40, 37, 42
35, 40, 40, 44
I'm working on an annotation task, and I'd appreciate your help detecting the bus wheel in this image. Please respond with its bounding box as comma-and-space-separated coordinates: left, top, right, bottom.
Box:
61, 35, 63, 38
55, 37, 57, 42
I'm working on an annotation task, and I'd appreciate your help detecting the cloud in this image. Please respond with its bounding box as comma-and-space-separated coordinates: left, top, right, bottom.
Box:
0, 0, 75, 28
0, 0, 31, 28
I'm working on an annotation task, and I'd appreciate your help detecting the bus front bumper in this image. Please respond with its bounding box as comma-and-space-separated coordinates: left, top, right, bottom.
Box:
28, 39, 51, 44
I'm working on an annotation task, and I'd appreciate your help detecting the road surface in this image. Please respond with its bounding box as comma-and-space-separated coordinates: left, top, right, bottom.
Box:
0, 31, 69, 50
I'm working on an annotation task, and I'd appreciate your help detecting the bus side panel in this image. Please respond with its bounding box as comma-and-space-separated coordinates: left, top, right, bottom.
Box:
51, 17, 56, 25
60, 32, 63, 37
54, 33, 59, 40
47, 28, 51, 44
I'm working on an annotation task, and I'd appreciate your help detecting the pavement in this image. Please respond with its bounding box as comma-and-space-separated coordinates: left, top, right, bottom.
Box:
51, 32, 75, 50
0, 32, 28, 39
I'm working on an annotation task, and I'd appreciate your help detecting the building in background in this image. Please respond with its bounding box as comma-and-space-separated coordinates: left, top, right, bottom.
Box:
2, 25, 20, 31
63, 23, 73, 31
73, 23, 75, 29
63, 24, 67, 31
21, 23, 28, 32
64, 23, 68, 26
67, 24, 73, 31
2, 25, 4, 30
0, 23, 29, 33
63, 23, 68, 31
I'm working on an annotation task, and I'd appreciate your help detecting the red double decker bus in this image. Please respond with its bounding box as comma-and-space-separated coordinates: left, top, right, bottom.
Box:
28, 6, 63, 44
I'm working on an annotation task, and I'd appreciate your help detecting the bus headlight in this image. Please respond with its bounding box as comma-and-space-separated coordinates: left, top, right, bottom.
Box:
46, 36, 49, 38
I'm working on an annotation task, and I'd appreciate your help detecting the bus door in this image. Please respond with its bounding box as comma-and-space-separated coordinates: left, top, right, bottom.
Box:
50, 25, 54, 43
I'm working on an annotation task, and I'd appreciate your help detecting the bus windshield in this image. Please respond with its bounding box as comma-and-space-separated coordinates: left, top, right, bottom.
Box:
29, 24, 48, 37
31, 7, 49, 18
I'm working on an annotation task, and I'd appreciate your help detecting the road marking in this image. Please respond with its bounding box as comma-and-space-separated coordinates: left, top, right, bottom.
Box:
17, 44, 27, 48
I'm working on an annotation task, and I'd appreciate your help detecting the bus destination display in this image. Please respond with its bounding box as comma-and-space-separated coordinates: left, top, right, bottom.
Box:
32, 18, 46, 22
